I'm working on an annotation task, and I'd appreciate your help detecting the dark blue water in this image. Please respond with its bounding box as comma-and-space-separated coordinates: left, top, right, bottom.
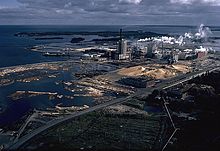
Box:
1, 25, 220, 68
0, 25, 219, 127
0, 26, 71, 68
0, 69, 94, 126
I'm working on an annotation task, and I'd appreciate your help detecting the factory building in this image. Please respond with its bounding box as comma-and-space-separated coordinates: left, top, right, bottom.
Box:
195, 46, 208, 58
197, 51, 207, 58
114, 29, 131, 60
118, 39, 129, 60
146, 42, 154, 58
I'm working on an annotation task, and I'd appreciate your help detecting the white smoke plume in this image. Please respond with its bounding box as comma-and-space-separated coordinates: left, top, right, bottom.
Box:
138, 24, 212, 46
179, 24, 212, 43
195, 24, 212, 39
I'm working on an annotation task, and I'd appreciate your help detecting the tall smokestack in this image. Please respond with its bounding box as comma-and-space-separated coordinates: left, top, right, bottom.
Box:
120, 29, 122, 41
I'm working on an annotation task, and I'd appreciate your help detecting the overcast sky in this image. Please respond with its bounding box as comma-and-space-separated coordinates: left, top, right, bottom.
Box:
0, 0, 219, 25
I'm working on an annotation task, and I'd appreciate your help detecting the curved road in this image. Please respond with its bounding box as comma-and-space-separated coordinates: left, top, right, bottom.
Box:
7, 66, 220, 150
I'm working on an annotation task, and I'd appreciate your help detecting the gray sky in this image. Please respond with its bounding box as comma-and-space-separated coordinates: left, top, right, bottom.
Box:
0, 0, 219, 25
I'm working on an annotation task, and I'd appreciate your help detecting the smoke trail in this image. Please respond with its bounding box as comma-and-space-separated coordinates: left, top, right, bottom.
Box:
195, 24, 212, 40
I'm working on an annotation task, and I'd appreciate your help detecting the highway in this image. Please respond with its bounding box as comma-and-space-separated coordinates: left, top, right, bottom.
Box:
7, 66, 220, 150
14, 113, 38, 142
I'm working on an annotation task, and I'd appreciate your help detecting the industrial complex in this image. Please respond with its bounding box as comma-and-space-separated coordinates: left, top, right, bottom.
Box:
0, 24, 220, 151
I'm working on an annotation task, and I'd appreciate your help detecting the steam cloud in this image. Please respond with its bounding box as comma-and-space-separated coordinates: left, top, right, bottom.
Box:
180, 24, 212, 43
195, 24, 212, 39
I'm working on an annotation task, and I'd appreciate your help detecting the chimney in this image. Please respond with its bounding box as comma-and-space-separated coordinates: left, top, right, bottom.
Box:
120, 29, 122, 41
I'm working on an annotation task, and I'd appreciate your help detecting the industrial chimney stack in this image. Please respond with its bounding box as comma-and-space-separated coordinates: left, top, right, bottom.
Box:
120, 29, 122, 41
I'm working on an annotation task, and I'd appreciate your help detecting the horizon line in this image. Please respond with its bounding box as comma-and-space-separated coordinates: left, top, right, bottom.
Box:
0, 24, 219, 27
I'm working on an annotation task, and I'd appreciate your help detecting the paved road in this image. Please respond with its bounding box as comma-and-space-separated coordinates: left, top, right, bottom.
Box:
7, 66, 220, 150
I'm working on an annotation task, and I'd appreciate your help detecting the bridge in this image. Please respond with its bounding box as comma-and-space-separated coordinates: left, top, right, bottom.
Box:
5, 66, 220, 150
